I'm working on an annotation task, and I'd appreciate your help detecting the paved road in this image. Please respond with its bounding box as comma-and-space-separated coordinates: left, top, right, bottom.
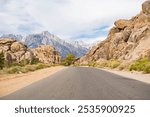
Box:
1, 67, 150, 100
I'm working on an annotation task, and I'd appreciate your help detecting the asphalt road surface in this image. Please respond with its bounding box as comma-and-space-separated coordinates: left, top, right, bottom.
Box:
1, 67, 150, 100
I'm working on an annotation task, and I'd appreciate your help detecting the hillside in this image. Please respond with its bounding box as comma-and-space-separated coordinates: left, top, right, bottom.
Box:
76, 1, 150, 69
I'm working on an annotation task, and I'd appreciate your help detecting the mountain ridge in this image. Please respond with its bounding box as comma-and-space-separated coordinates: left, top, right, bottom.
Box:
1, 31, 89, 58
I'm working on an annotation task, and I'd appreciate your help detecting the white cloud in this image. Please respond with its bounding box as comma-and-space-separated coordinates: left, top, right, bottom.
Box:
0, 0, 146, 41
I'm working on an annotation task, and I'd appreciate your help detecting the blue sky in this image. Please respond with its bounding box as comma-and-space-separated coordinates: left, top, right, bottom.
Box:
0, 0, 145, 43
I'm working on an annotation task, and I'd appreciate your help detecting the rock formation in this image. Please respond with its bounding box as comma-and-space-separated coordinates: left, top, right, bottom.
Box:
31, 45, 61, 64
76, 1, 150, 65
0, 38, 34, 65
0, 38, 61, 64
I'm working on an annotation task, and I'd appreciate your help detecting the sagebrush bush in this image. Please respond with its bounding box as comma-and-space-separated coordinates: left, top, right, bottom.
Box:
94, 59, 121, 69
96, 61, 108, 68
35, 63, 50, 70
24, 65, 37, 72
3, 66, 22, 74
31, 58, 40, 65
129, 57, 150, 73
0, 52, 5, 69
20, 59, 30, 66
2, 63, 51, 74
144, 63, 150, 73
108, 60, 121, 69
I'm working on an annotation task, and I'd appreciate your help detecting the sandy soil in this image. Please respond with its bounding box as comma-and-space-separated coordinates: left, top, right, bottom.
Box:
100, 68, 150, 84
0, 66, 65, 97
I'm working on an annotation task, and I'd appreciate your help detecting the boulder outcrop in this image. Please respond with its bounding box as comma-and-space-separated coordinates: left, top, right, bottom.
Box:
0, 38, 61, 64
31, 45, 61, 64
0, 38, 34, 64
76, 1, 150, 65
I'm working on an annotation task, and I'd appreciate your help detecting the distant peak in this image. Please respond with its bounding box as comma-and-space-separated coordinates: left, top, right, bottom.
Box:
42, 31, 51, 36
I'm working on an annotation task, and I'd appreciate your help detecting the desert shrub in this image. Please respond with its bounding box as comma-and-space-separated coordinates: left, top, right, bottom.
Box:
24, 65, 37, 72
31, 58, 40, 65
3, 66, 22, 74
88, 61, 96, 67
143, 63, 150, 73
129, 57, 149, 72
2, 63, 51, 74
20, 59, 30, 66
62, 53, 75, 66
107, 60, 121, 69
95, 60, 120, 69
129, 57, 150, 73
0, 52, 5, 69
35, 63, 50, 70
96, 61, 109, 68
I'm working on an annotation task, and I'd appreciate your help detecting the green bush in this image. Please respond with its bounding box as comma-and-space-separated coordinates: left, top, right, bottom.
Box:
62, 53, 75, 66
108, 60, 121, 69
31, 58, 40, 65
35, 63, 50, 70
20, 59, 30, 66
2, 63, 51, 74
0, 52, 5, 69
129, 57, 149, 72
143, 63, 150, 73
96, 60, 120, 68
3, 66, 22, 74
24, 65, 37, 72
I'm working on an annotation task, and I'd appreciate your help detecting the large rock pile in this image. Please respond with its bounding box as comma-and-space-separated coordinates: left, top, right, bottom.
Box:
76, 1, 150, 65
32, 45, 61, 64
0, 38, 61, 64
0, 38, 34, 64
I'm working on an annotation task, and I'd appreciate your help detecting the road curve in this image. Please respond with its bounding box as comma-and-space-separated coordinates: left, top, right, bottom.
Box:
1, 67, 150, 100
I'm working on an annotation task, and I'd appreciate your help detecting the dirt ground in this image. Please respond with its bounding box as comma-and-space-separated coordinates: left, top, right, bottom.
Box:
0, 66, 65, 97
100, 68, 150, 84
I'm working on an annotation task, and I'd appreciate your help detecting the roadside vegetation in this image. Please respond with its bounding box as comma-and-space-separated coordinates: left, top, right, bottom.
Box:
0, 52, 53, 74
61, 53, 75, 66
0, 52, 5, 69
75, 57, 150, 74
86, 59, 121, 69
129, 57, 150, 73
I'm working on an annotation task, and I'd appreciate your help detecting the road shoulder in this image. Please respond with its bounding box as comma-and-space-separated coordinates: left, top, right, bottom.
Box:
0, 66, 66, 97
98, 68, 150, 84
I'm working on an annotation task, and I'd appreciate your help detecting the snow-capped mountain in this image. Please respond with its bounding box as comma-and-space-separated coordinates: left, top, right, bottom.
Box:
24, 31, 88, 58
1, 34, 23, 41
71, 40, 100, 49
0, 31, 89, 58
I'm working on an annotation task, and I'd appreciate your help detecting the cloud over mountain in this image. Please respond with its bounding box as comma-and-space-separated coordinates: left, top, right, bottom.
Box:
0, 0, 145, 42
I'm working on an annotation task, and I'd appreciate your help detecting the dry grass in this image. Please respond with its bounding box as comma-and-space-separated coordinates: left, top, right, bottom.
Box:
1, 63, 52, 74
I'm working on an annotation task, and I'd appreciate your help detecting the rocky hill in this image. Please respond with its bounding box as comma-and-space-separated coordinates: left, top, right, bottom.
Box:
76, 1, 150, 65
0, 38, 61, 64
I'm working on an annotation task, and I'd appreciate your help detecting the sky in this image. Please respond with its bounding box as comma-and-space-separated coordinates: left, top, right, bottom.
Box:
0, 0, 146, 43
